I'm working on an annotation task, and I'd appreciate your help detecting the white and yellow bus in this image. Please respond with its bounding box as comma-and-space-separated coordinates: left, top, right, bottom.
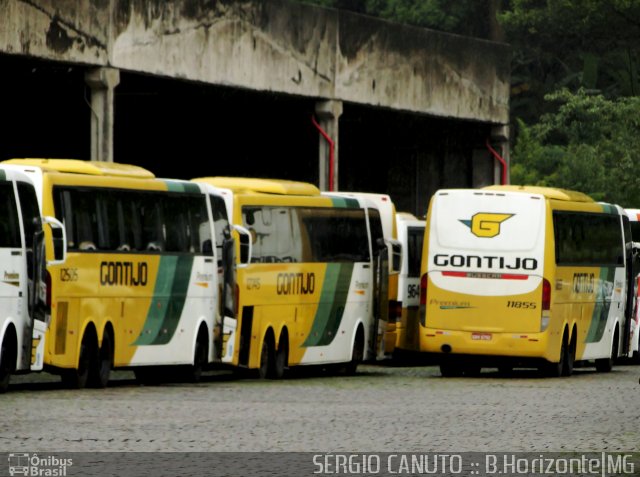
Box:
420, 186, 635, 377
2, 159, 230, 388
322, 191, 402, 356
192, 177, 398, 377
624, 208, 640, 363
0, 166, 66, 392
393, 212, 425, 358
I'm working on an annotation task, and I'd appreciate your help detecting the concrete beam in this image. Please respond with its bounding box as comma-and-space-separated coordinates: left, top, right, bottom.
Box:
85, 67, 120, 163
0, 0, 510, 125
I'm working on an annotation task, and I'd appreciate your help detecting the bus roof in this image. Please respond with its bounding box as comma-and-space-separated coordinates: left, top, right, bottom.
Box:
482, 185, 595, 202
193, 177, 320, 196
2, 158, 155, 179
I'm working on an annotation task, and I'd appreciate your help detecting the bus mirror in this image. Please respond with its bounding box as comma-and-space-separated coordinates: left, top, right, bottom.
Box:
43, 216, 67, 265
388, 239, 402, 274
233, 224, 253, 267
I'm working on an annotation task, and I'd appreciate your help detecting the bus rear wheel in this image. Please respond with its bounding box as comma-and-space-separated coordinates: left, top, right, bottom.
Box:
258, 334, 275, 379
274, 338, 288, 380
595, 330, 618, 373
61, 335, 92, 389
344, 329, 364, 376
89, 331, 113, 388
0, 337, 14, 393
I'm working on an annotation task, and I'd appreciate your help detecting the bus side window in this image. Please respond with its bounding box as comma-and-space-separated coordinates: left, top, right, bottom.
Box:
0, 182, 21, 248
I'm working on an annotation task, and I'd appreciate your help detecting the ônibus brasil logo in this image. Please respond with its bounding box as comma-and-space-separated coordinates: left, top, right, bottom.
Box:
7, 453, 72, 476
459, 212, 513, 238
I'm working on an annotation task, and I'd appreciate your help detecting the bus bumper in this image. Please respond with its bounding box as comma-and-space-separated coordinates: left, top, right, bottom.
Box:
419, 327, 556, 362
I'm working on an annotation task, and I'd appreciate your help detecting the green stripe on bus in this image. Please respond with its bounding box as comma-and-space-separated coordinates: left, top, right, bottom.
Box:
134, 255, 193, 346
163, 180, 201, 194
153, 255, 193, 345
329, 197, 359, 208
600, 204, 615, 214
585, 266, 615, 343
303, 262, 354, 347
0, 170, 5, 181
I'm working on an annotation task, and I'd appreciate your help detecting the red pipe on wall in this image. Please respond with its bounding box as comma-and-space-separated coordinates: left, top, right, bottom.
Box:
311, 115, 335, 191
486, 138, 508, 185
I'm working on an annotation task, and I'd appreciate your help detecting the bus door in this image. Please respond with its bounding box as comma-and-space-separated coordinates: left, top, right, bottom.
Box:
0, 177, 26, 373
622, 214, 636, 356
367, 209, 388, 359
15, 178, 47, 371
209, 194, 236, 362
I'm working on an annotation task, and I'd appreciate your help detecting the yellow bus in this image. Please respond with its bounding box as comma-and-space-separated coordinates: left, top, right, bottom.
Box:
192, 177, 398, 378
393, 212, 425, 358
0, 166, 66, 392
3, 159, 230, 388
419, 186, 635, 377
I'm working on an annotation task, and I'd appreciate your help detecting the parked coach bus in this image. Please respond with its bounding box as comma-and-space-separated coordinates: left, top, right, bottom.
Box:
624, 208, 640, 363
393, 212, 425, 358
2, 159, 229, 388
322, 191, 402, 356
192, 177, 399, 378
419, 185, 635, 377
0, 166, 66, 392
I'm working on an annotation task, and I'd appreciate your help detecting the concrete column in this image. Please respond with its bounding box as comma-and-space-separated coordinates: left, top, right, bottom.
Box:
85, 67, 120, 162
490, 124, 510, 185
315, 100, 343, 191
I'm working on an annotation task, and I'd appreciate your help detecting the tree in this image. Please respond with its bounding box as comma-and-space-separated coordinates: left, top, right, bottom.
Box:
298, 0, 502, 40
511, 89, 640, 205
500, 0, 640, 123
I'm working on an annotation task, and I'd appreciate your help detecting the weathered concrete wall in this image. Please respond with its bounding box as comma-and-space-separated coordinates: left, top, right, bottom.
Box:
0, 0, 510, 124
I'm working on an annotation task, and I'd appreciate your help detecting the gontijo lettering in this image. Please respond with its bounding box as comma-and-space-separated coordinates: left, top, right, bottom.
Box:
100, 261, 148, 286
433, 254, 537, 270
277, 272, 315, 295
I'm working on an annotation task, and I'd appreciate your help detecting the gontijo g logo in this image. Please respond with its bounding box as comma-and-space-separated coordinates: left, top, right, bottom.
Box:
460, 213, 513, 238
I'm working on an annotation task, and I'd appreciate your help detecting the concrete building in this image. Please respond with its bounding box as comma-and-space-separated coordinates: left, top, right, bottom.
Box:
0, 0, 510, 216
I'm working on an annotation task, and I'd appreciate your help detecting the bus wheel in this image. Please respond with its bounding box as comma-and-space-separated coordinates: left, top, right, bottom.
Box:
595, 330, 618, 373
541, 336, 567, 378
258, 334, 275, 379
344, 328, 364, 376
274, 338, 288, 380
62, 335, 92, 389
0, 337, 14, 393
134, 367, 162, 385
89, 331, 113, 388
189, 331, 208, 383
562, 333, 576, 377
497, 366, 513, 377
440, 362, 463, 377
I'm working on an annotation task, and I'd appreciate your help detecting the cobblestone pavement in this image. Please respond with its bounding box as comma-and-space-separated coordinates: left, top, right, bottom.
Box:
1, 362, 639, 453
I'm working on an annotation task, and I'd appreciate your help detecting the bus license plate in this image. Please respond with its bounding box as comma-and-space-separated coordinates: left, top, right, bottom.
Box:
471, 332, 492, 341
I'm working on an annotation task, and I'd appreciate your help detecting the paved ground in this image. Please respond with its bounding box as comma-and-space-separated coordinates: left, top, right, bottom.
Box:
1, 362, 639, 454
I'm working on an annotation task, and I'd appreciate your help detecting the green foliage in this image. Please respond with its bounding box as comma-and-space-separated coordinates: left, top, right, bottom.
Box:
501, 0, 640, 122
298, 0, 496, 38
511, 90, 640, 206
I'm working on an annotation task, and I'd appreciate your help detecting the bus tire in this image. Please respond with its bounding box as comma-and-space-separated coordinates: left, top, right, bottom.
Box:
541, 337, 567, 378
562, 331, 576, 377
0, 332, 16, 394
344, 327, 364, 376
440, 362, 464, 377
89, 330, 113, 388
189, 329, 208, 383
134, 367, 162, 385
595, 328, 618, 373
274, 335, 288, 380
258, 332, 275, 379
62, 334, 92, 389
